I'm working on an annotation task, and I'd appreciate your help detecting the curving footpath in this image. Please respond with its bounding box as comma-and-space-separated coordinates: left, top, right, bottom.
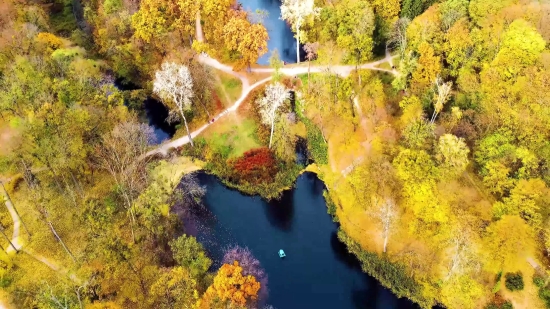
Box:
1, 186, 22, 254
1, 177, 81, 283
147, 53, 398, 157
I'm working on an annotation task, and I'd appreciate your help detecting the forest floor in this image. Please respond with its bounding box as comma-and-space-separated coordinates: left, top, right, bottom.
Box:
0, 119, 20, 158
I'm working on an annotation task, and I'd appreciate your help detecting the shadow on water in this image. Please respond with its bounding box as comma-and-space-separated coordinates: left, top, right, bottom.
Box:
114, 79, 177, 144
179, 171, 420, 309
143, 98, 177, 143
265, 190, 295, 232
239, 0, 304, 64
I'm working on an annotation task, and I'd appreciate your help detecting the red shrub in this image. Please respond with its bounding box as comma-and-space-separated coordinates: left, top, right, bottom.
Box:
228, 147, 278, 185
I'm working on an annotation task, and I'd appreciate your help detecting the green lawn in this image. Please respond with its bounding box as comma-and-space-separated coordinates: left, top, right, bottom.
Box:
205, 115, 261, 158
214, 70, 242, 107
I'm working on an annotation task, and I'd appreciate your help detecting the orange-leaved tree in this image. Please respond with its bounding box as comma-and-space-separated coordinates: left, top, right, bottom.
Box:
196, 261, 260, 308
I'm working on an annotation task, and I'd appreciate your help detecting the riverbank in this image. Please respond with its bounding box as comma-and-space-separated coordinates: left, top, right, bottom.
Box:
184, 170, 417, 309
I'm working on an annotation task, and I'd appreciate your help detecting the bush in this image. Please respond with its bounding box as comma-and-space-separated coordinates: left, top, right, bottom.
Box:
485, 297, 513, 309
323, 190, 338, 222
493, 272, 503, 293
505, 272, 524, 291
228, 147, 278, 185
534, 274, 546, 288
4, 175, 23, 194
502, 302, 513, 309
539, 286, 550, 308
302, 117, 328, 165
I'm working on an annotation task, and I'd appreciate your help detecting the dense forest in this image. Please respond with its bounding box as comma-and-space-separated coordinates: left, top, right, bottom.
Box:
0, 0, 549, 308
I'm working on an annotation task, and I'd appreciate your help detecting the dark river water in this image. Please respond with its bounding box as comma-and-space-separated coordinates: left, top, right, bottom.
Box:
239, 0, 300, 64
185, 172, 417, 309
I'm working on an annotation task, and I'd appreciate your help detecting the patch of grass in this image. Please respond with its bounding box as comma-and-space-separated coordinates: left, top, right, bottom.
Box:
377, 61, 392, 70
204, 116, 260, 158
215, 70, 242, 107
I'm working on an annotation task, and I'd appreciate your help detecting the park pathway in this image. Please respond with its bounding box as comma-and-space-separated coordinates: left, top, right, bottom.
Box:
147, 53, 398, 157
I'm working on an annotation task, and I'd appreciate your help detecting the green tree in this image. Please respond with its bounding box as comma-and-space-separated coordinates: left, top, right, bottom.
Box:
169, 234, 212, 277
149, 267, 199, 308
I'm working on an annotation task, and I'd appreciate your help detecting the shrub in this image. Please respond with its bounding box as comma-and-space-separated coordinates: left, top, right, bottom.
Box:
505, 272, 524, 291
4, 175, 23, 194
539, 286, 550, 308
228, 147, 278, 185
493, 272, 503, 293
534, 274, 546, 288
323, 190, 338, 222
302, 117, 328, 165
502, 301, 513, 309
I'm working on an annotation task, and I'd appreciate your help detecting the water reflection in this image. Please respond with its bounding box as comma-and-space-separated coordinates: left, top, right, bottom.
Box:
180, 172, 418, 309
143, 98, 176, 143
239, 0, 300, 64
265, 192, 294, 231
114, 79, 176, 144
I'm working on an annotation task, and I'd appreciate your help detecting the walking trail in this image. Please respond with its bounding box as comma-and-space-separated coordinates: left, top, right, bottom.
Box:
1, 177, 81, 283
148, 53, 398, 157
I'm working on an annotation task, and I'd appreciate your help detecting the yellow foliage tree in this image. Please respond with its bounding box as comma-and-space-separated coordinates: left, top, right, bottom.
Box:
371, 0, 401, 23
131, 0, 177, 43
223, 13, 268, 71
35, 32, 64, 52
411, 42, 441, 92
444, 18, 472, 77
483, 215, 535, 273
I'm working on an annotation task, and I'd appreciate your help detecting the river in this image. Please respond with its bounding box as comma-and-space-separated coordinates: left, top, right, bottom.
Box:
183, 172, 418, 309
239, 0, 300, 64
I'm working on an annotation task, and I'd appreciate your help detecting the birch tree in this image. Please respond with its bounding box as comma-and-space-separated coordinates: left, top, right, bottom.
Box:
95, 121, 155, 242
430, 76, 452, 124
387, 17, 410, 60
444, 227, 476, 281
371, 196, 398, 253
280, 0, 320, 63
153, 62, 195, 147
256, 83, 290, 149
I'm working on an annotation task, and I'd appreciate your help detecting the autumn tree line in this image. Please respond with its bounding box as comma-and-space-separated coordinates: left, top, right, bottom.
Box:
0, 0, 549, 308
296, 0, 550, 308
0, 0, 275, 307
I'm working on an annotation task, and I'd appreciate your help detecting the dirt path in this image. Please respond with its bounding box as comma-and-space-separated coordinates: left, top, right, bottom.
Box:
148, 53, 397, 157
1, 186, 22, 254
1, 178, 80, 283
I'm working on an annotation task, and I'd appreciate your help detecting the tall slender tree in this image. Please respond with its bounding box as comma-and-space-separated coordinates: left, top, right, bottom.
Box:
256, 83, 290, 149
153, 62, 195, 147
280, 0, 320, 63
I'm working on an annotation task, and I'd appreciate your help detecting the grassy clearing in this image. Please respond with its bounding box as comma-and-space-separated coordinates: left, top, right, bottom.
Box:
149, 156, 205, 187
202, 113, 261, 159
377, 61, 392, 70
214, 70, 242, 107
